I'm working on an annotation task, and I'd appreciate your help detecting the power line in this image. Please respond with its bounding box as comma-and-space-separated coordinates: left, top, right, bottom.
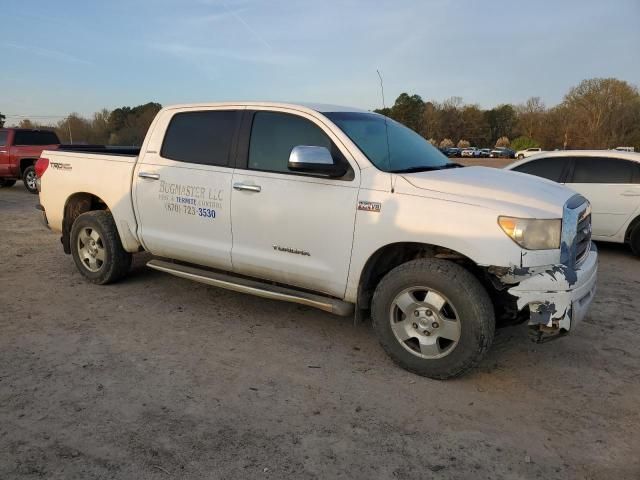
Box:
2, 113, 70, 118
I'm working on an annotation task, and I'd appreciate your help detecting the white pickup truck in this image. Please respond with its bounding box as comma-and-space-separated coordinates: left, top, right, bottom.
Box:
36, 102, 598, 379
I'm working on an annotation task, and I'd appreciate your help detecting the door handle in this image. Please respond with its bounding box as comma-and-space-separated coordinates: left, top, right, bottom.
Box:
138, 172, 160, 180
233, 182, 261, 193
621, 190, 640, 197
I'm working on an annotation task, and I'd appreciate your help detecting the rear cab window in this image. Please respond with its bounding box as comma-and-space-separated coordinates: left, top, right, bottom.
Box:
13, 130, 60, 145
0, 131, 8, 147
161, 110, 240, 166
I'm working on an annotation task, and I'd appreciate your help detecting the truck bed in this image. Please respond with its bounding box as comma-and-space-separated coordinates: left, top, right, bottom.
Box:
39, 148, 141, 253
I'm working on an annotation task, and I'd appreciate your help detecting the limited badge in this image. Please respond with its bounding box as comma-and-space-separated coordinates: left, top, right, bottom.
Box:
358, 201, 381, 212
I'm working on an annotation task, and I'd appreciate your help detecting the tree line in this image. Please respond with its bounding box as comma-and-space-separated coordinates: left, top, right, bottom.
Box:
0, 103, 162, 146
375, 78, 640, 152
1, 77, 638, 151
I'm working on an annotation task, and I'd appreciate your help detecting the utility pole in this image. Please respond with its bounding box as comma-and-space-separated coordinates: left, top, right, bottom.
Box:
67, 115, 73, 144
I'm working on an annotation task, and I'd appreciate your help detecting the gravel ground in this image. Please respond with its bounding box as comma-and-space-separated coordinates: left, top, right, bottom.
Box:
1, 182, 638, 480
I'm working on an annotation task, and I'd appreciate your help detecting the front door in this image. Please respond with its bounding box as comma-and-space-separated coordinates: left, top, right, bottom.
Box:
133, 109, 241, 270
230, 110, 359, 298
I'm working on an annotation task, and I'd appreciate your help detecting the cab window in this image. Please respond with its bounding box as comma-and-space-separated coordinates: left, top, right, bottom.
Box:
248, 111, 334, 173
0, 131, 7, 147
570, 157, 633, 184
161, 110, 239, 166
513, 157, 568, 182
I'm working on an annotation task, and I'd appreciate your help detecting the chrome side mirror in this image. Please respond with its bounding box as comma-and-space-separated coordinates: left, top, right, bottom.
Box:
288, 145, 347, 177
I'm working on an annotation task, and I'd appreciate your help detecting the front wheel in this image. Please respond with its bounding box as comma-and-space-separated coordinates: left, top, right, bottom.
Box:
22, 165, 38, 194
517, 154, 524, 160
371, 258, 495, 379
70, 211, 132, 284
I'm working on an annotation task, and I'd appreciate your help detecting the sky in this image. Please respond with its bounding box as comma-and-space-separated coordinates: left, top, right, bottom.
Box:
1, 0, 639, 124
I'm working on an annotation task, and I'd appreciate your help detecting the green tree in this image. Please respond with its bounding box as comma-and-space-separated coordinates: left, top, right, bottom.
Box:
375, 93, 425, 133
511, 136, 540, 152
486, 105, 517, 144
461, 104, 490, 147
108, 102, 162, 145
0, 112, 6, 128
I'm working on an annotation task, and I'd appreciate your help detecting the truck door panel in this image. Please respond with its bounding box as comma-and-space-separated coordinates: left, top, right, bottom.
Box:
133, 109, 241, 270
230, 110, 359, 298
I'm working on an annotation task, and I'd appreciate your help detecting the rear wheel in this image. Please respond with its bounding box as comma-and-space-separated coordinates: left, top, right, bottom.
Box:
371, 258, 495, 379
517, 154, 524, 160
0, 179, 17, 188
70, 211, 132, 284
22, 166, 38, 194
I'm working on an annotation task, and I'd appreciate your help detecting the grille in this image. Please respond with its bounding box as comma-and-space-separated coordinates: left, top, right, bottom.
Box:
575, 212, 592, 264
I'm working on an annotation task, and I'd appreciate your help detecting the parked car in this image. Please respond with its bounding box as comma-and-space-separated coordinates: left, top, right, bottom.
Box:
490, 147, 515, 159
0, 128, 61, 193
442, 147, 461, 158
478, 148, 492, 158
614, 147, 635, 152
515, 147, 544, 159
36, 102, 597, 379
460, 147, 477, 157
505, 150, 640, 255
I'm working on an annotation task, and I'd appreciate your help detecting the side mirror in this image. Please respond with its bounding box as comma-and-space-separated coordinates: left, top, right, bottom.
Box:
288, 145, 347, 177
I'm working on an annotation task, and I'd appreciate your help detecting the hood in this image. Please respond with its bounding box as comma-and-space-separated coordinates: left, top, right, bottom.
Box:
400, 166, 574, 217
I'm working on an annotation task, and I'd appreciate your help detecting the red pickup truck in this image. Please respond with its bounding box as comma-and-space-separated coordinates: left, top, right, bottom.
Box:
0, 128, 61, 193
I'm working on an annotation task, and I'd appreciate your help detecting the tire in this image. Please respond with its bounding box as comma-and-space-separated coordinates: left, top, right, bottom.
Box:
0, 179, 17, 188
70, 211, 132, 285
22, 165, 38, 194
371, 258, 495, 379
518, 154, 524, 160
630, 224, 640, 257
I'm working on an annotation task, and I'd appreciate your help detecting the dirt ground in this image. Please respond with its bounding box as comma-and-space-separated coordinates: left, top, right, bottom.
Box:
1, 181, 638, 480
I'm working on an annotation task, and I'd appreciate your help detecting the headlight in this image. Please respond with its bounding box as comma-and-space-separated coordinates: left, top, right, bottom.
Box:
498, 216, 561, 250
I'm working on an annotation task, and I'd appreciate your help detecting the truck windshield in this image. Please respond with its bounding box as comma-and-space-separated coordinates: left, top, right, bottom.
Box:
325, 112, 451, 173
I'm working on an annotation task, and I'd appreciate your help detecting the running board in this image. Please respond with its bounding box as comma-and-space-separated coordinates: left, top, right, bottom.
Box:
147, 259, 354, 317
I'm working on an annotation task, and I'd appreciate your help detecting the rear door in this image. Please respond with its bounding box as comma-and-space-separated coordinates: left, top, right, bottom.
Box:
230, 109, 360, 297
133, 108, 242, 270
0, 130, 9, 176
566, 156, 640, 237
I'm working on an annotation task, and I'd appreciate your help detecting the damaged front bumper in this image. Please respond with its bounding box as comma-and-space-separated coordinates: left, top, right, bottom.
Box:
507, 244, 598, 342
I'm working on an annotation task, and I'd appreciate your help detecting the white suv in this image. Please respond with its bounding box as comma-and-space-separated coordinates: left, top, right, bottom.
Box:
506, 150, 640, 255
